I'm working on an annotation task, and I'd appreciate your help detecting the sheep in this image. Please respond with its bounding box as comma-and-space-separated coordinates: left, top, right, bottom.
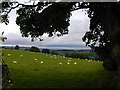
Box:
8, 80, 11, 83
59, 62, 63, 65
62, 56, 65, 58
74, 62, 77, 64
34, 59, 37, 61
13, 61, 17, 64
88, 60, 90, 62
20, 55, 23, 57
41, 61, 43, 64
68, 60, 71, 62
67, 62, 70, 64
8, 54, 11, 56
85, 59, 88, 60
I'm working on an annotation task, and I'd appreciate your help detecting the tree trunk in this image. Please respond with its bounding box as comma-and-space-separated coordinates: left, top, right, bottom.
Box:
100, 7, 120, 88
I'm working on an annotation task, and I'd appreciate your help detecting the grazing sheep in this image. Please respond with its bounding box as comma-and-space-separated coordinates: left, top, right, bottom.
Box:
8, 54, 11, 56
68, 60, 71, 62
13, 61, 17, 64
88, 60, 90, 62
20, 55, 23, 57
34, 59, 37, 61
85, 59, 88, 60
59, 62, 63, 65
67, 62, 70, 64
63, 56, 65, 58
41, 61, 43, 64
74, 62, 77, 64
8, 80, 11, 83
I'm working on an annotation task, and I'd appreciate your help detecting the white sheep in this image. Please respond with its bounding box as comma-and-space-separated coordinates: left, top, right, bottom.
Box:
13, 61, 17, 64
85, 59, 88, 60
59, 62, 63, 65
74, 62, 77, 64
41, 61, 43, 64
68, 60, 71, 62
67, 62, 70, 64
20, 55, 23, 57
34, 59, 37, 61
88, 60, 90, 62
63, 56, 65, 58
8, 54, 11, 56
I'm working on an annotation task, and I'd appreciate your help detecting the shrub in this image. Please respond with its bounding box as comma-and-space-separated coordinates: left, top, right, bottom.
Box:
51, 51, 59, 55
42, 49, 50, 54
25, 48, 29, 51
65, 52, 89, 59
2, 46, 6, 49
29, 46, 40, 52
14, 45, 19, 50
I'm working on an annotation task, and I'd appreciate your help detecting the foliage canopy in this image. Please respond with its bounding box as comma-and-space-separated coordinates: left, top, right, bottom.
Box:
1, 1, 120, 71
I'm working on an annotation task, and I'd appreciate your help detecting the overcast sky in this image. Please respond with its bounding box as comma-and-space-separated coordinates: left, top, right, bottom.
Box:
0, 8, 90, 49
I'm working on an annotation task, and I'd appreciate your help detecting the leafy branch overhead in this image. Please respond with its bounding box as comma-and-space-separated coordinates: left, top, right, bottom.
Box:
1, 2, 89, 41
1, 1, 120, 71
0, 32, 7, 42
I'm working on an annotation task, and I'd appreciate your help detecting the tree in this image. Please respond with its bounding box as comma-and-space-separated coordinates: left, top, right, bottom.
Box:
82, 3, 120, 71
42, 49, 50, 54
29, 46, 40, 52
14, 45, 19, 50
25, 48, 29, 51
51, 51, 59, 55
65, 52, 89, 59
1, 1, 120, 71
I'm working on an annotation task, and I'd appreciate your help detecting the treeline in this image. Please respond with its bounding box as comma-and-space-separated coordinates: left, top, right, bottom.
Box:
2, 45, 99, 60
25, 46, 99, 60
65, 52, 99, 60
65, 52, 89, 59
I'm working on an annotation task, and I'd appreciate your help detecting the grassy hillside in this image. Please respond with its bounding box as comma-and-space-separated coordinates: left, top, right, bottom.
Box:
2, 49, 113, 88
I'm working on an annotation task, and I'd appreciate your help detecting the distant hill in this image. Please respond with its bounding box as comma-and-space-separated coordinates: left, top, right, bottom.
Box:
1, 45, 92, 52
53, 49, 75, 51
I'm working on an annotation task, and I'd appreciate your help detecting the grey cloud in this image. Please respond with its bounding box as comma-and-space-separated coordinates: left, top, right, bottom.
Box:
2, 9, 90, 49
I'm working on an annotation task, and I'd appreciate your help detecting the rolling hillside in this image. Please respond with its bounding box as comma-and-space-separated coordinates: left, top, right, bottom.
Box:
2, 49, 113, 88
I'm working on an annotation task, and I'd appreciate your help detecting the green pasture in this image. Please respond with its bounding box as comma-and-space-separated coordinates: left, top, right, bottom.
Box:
2, 49, 113, 88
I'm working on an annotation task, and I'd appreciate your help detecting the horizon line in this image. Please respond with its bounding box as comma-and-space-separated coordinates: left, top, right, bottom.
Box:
0, 44, 91, 50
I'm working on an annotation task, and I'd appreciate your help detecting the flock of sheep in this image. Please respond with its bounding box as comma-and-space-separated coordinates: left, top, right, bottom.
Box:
7, 53, 99, 65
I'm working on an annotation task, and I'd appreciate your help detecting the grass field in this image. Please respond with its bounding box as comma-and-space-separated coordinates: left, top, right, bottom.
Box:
2, 49, 114, 88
